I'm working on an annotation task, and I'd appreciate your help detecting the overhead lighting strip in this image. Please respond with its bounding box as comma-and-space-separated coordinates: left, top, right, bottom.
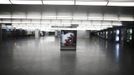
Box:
43, 0, 74, 5
0, 0, 133, 7
107, 2, 134, 6
76, 1, 108, 6
11, 0, 42, 5
0, 0, 11, 4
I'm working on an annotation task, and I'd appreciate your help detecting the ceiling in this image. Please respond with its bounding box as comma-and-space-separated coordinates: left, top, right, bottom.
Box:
0, 1, 134, 31
0, 0, 134, 6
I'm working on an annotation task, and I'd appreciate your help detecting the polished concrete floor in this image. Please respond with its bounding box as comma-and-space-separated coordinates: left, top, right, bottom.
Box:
0, 36, 134, 75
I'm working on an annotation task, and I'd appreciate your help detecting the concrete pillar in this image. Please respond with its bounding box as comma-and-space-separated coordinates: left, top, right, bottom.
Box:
55, 30, 60, 37
35, 29, 40, 39
0, 24, 2, 42
55, 30, 58, 36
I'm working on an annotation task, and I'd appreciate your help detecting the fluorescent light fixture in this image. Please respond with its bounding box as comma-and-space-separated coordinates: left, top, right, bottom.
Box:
119, 17, 134, 21
116, 30, 120, 42
108, 2, 134, 6
12, 16, 26, 19
102, 21, 112, 25
76, 1, 107, 6
73, 17, 87, 20
57, 16, 72, 20
43, 1, 74, 5
104, 18, 119, 21
116, 30, 120, 35
112, 21, 122, 26
88, 17, 103, 20
11, 0, 42, 5
0, 16, 11, 18
43, 16, 56, 19
2, 19, 11, 23
130, 29, 133, 34
100, 25, 113, 29
116, 36, 119, 42
0, 0, 11, 4
92, 21, 101, 25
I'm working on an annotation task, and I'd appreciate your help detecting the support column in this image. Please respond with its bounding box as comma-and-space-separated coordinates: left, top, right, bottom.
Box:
0, 24, 2, 42
35, 29, 40, 39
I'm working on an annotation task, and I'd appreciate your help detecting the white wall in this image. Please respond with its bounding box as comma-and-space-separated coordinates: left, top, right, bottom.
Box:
77, 30, 90, 39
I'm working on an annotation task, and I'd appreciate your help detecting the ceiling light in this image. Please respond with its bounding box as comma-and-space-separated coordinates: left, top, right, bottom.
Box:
0, 0, 11, 4
11, 0, 42, 5
76, 1, 107, 6
108, 2, 134, 6
57, 16, 72, 19
43, 1, 74, 5
43, 16, 57, 19
88, 17, 103, 20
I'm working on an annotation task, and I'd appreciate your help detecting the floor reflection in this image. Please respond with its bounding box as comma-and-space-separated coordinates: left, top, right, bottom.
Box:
115, 43, 120, 64
0, 36, 134, 75
60, 51, 76, 75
